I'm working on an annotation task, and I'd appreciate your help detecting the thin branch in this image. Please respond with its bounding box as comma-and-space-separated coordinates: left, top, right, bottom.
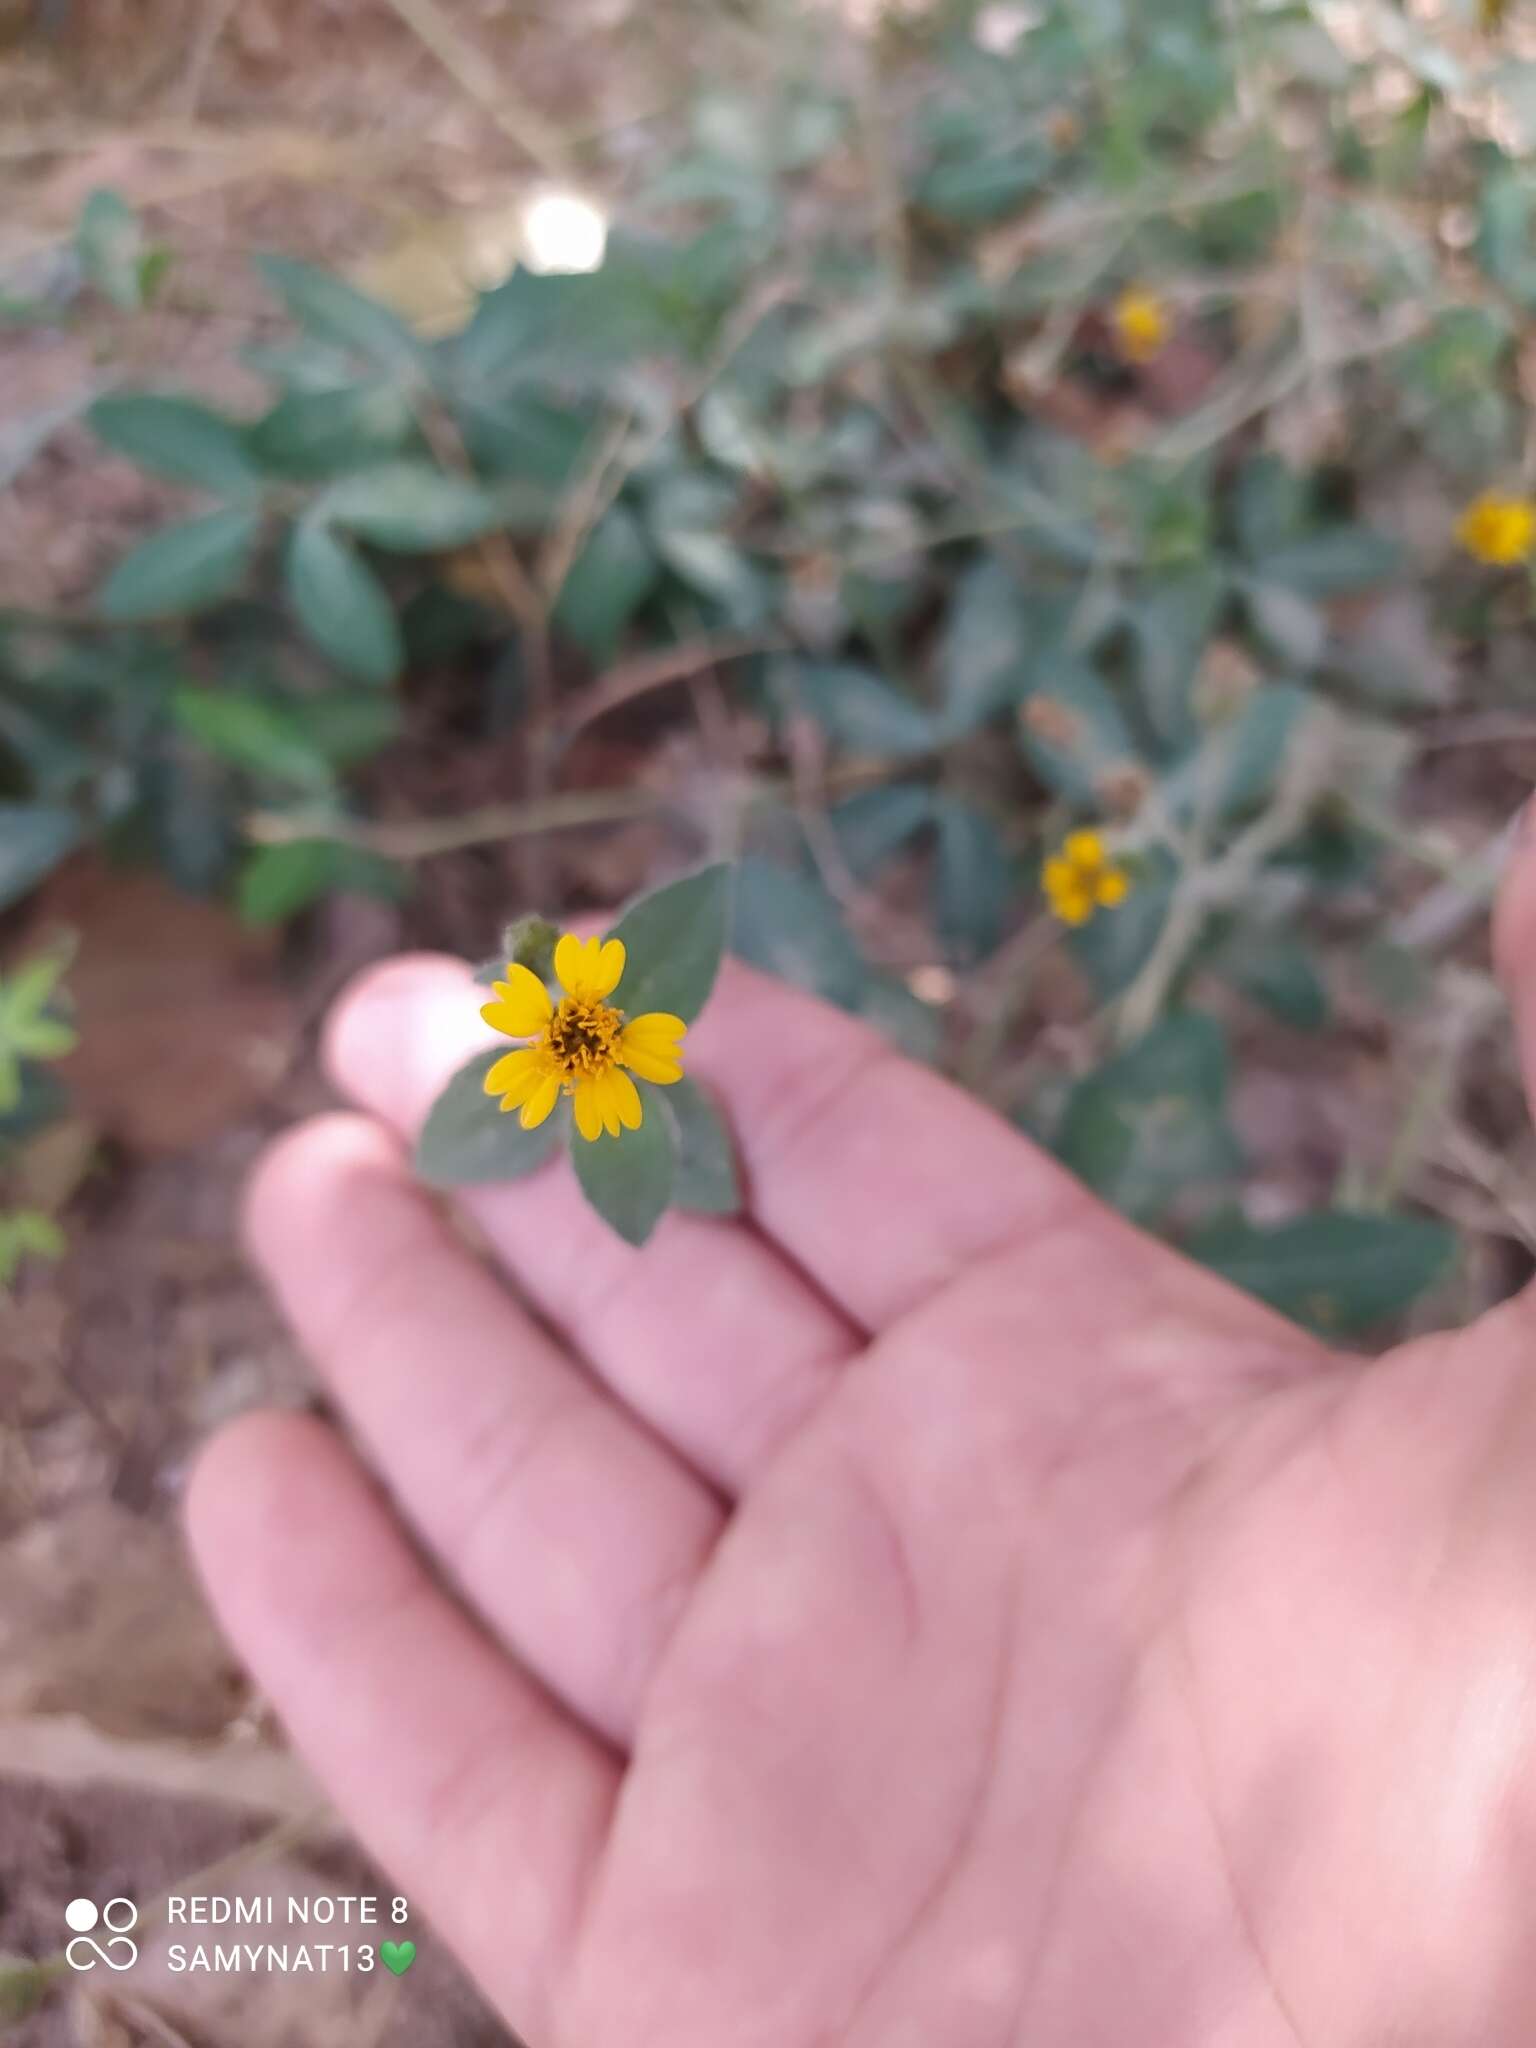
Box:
377, 0, 576, 182
551, 634, 779, 743
178, 0, 243, 116
1114, 711, 1337, 1041
248, 761, 903, 864
247, 786, 689, 861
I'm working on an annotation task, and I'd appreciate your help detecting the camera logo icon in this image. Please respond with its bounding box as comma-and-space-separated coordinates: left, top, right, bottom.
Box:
64, 1897, 139, 1972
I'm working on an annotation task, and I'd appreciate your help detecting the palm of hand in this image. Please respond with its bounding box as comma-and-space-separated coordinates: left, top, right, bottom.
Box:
190, 868, 1536, 2048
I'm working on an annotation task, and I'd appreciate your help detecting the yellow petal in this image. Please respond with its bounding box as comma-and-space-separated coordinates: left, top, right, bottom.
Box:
1062, 829, 1104, 871
554, 932, 626, 1001
1042, 856, 1074, 896
1095, 869, 1129, 907
622, 1046, 682, 1085
484, 1047, 540, 1098
590, 937, 626, 998
608, 1067, 644, 1130
594, 1070, 622, 1138
622, 1011, 685, 1048
572, 1072, 605, 1142
620, 1014, 685, 1085
1056, 886, 1092, 926
502, 1067, 552, 1110
483, 963, 552, 1037
518, 1072, 562, 1130
553, 933, 588, 999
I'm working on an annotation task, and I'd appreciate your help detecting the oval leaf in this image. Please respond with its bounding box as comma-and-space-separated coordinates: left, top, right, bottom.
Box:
416, 1048, 565, 1185
608, 864, 732, 1025
1057, 1011, 1243, 1223
172, 689, 332, 790
731, 856, 866, 1008
938, 558, 1034, 733
0, 805, 81, 913
553, 506, 659, 662
237, 840, 407, 925
89, 394, 259, 496
256, 254, 427, 377
97, 506, 260, 620
782, 661, 936, 758
286, 520, 403, 686
1262, 528, 1401, 597
934, 797, 1012, 963
318, 464, 505, 552
661, 1076, 742, 1216
1188, 1210, 1455, 1336
830, 784, 935, 876
572, 1103, 676, 1247
249, 380, 416, 479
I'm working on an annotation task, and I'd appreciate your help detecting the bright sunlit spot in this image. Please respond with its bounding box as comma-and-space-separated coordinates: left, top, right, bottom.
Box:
519, 187, 609, 275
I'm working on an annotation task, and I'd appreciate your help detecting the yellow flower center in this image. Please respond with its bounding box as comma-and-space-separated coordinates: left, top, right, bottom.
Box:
479, 931, 688, 1139
542, 995, 623, 1081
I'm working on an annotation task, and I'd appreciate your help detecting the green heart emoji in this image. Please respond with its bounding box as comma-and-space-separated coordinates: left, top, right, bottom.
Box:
379, 1939, 416, 1976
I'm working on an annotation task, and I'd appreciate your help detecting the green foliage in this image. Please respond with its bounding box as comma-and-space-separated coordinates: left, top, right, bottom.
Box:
98, 507, 261, 619
285, 520, 404, 685
0, 949, 77, 1112
608, 865, 733, 1023
0, 948, 81, 1286
90, 395, 261, 496
662, 1077, 743, 1216
416, 1049, 565, 1186
238, 839, 407, 923
255, 255, 429, 379
76, 188, 165, 311
0, 1956, 51, 2024
574, 1110, 677, 1247
1056, 1012, 1243, 1223
2, 9, 1514, 1313
1187, 1211, 1456, 1337
0, 808, 81, 913
732, 856, 866, 1009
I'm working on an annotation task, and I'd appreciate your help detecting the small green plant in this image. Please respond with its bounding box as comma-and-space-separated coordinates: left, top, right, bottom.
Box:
0, 946, 78, 1284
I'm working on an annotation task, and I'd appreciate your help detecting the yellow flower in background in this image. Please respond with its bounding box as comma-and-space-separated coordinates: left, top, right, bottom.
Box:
1111, 286, 1170, 364
1456, 491, 1536, 566
1042, 830, 1131, 927
480, 933, 686, 1141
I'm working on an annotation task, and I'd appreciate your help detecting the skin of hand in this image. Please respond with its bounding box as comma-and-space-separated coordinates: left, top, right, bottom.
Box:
186, 839, 1536, 2048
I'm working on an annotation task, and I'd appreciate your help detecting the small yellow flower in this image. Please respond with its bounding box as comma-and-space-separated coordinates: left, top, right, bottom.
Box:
480, 932, 686, 1142
1111, 286, 1170, 364
1456, 491, 1536, 567
1042, 829, 1131, 928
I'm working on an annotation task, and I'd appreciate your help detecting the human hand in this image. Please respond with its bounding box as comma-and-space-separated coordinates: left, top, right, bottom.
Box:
188, 850, 1536, 2047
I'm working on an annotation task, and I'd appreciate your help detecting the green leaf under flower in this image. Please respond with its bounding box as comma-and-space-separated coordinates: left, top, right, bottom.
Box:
416, 1049, 564, 1185
661, 1076, 742, 1216
608, 865, 732, 1024
573, 1104, 677, 1247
